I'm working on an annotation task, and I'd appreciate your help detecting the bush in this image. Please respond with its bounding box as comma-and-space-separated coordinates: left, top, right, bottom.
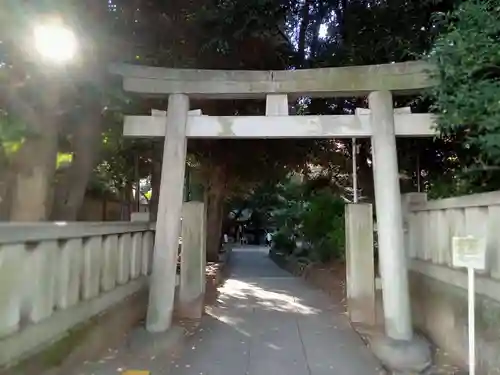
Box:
271, 230, 296, 254
300, 191, 345, 262
429, 0, 500, 164
267, 180, 345, 264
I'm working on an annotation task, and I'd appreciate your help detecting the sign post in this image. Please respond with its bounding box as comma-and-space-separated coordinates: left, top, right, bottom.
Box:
452, 235, 486, 375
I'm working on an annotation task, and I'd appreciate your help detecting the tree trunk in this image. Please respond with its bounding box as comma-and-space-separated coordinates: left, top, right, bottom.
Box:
9, 121, 59, 221
0, 178, 11, 220
204, 165, 226, 262
308, 1, 328, 66
297, 0, 313, 67
134, 152, 140, 212
357, 141, 375, 203
125, 182, 134, 220
6, 80, 61, 221
117, 183, 134, 221
149, 141, 163, 221
205, 193, 224, 262
0, 147, 12, 220
51, 112, 102, 221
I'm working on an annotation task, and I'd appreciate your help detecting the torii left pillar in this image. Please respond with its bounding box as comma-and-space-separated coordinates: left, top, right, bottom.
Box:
146, 94, 189, 332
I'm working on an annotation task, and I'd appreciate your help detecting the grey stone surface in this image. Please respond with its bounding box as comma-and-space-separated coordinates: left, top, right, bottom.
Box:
69, 326, 186, 375
110, 61, 436, 98
0, 279, 147, 368
370, 334, 432, 373
0, 222, 156, 369
123, 112, 436, 139
147, 93, 189, 333
169, 246, 383, 375
126, 326, 186, 356
68, 246, 384, 374
409, 268, 500, 374
0, 222, 152, 244
345, 203, 376, 326
369, 90, 413, 342
179, 202, 206, 320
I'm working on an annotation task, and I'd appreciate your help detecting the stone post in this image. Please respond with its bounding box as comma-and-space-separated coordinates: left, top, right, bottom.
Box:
345, 203, 375, 325
178, 202, 206, 319
401, 193, 428, 221
401, 193, 428, 257
146, 94, 189, 333
369, 91, 431, 373
265, 94, 289, 115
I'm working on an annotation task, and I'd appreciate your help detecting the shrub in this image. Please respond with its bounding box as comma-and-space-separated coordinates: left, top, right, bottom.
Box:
429, 0, 500, 165
300, 190, 345, 262
271, 230, 296, 254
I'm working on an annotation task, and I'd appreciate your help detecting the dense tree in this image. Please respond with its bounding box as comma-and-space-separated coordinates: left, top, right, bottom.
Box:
0, 0, 137, 220
428, 0, 500, 196
2, 0, 485, 258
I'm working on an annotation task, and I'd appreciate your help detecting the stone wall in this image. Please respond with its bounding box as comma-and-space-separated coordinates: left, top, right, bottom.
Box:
4, 289, 148, 375
409, 267, 500, 373
0, 222, 155, 368
405, 191, 500, 373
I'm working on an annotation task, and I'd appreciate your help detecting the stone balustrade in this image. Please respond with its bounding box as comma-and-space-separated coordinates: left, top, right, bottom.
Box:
405, 191, 500, 276
0, 222, 155, 367
404, 191, 500, 372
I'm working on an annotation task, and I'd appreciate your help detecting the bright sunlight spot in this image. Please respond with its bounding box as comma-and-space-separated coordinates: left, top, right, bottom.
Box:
319, 24, 328, 39
34, 21, 77, 64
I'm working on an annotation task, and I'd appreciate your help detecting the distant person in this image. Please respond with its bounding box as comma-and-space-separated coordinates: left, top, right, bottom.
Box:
237, 225, 243, 243
265, 231, 272, 247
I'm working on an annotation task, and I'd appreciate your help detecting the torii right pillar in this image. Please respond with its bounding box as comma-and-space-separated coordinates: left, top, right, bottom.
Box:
369, 91, 431, 373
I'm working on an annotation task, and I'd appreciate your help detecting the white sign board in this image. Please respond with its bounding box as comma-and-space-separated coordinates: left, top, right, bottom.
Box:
452, 235, 485, 375
452, 236, 486, 270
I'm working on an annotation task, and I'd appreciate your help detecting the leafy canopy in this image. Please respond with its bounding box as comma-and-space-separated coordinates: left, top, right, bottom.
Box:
429, 0, 500, 165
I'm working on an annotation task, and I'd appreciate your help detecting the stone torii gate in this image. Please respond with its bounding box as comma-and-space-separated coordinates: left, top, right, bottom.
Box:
111, 61, 436, 369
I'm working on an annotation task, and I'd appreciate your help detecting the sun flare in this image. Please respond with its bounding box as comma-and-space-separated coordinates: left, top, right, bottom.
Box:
33, 21, 77, 64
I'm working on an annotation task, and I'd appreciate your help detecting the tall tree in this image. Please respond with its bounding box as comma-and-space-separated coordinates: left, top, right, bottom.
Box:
430, 0, 500, 167
0, 0, 133, 220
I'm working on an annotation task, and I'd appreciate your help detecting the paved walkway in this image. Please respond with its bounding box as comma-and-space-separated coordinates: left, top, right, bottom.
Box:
169, 246, 382, 375
75, 246, 383, 375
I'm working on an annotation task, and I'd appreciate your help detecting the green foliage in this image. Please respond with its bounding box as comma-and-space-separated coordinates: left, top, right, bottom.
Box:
272, 230, 296, 254
0, 110, 26, 142
429, 0, 500, 165
270, 180, 306, 234
300, 191, 345, 262
265, 178, 345, 263
0, 109, 28, 157
0, 0, 472, 219
427, 166, 500, 199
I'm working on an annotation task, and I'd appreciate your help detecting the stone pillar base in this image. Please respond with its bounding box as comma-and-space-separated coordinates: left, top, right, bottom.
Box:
128, 325, 187, 357
176, 294, 204, 320
370, 334, 432, 373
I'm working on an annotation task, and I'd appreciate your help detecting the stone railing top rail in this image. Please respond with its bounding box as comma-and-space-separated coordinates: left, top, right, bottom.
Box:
409, 190, 500, 212
109, 61, 436, 99
0, 222, 153, 244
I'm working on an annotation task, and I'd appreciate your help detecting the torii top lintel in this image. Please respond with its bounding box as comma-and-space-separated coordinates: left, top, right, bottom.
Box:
109, 61, 436, 99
